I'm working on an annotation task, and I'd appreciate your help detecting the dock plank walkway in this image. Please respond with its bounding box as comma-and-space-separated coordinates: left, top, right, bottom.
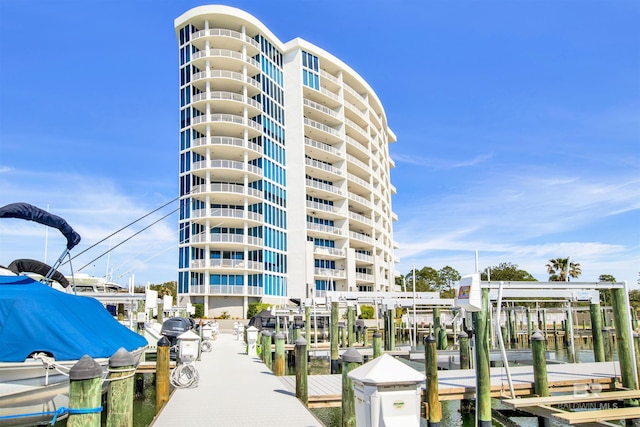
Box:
151, 333, 322, 427
278, 361, 621, 405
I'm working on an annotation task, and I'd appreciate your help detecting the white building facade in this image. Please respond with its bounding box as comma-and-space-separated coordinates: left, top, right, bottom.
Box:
175, 5, 399, 318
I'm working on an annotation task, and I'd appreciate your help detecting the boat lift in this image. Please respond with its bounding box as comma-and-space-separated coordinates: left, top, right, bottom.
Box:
458, 275, 638, 399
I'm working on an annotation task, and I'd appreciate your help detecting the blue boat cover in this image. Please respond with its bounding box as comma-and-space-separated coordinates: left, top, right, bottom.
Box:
0, 275, 148, 362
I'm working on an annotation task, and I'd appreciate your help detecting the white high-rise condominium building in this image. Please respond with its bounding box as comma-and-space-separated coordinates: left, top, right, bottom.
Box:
175, 5, 399, 318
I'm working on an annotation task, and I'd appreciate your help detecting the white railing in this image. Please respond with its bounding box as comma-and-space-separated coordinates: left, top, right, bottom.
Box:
344, 101, 367, 121
208, 285, 246, 295
306, 179, 342, 196
192, 136, 261, 153
306, 222, 343, 235
313, 246, 345, 257
349, 231, 373, 244
318, 87, 340, 102
192, 91, 261, 110
306, 200, 342, 214
192, 48, 260, 69
305, 157, 342, 176
354, 252, 374, 263
344, 84, 367, 103
191, 28, 260, 50
345, 136, 368, 153
192, 208, 263, 223
304, 137, 341, 156
345, 118, 368, 138
192, 70, 260, 90
355, 272, 374, 282
347, 154, 370, 171
349, 211, 372, 226
192, 114, 261, 132
347, 173, 370, 188
303, 98, 339, 118
314, 268, 346, 278
304, 118, 340, 137
319, 69, 339, 84
348, 192, 371, 207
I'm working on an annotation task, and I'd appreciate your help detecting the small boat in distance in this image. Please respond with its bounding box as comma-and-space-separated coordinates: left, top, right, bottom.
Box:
0, 203, 148, 426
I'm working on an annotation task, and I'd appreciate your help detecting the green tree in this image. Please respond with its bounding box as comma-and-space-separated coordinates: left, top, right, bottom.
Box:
247, 301, 272, 319
546, 258, 581, 281
598, 274, 616, 306
403, 267, 440, 292
481, 262, 536, 281
149, 281, 177, 304
629, 289, 640, 311
359, 305, 374, 319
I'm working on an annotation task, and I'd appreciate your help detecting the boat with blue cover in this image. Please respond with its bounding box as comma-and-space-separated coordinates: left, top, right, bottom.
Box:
0, 203, 148, 426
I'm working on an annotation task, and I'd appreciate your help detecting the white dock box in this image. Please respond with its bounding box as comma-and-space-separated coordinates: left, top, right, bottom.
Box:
177, 330, 201, 363
455, 272, 482, 312
348, 354, 425, 427
246, 326, 259, 356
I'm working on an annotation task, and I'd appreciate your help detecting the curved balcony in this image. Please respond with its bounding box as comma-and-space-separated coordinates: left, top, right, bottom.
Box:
192, 113, 262, 138
304, 137, 342, 164
191, 207, 263, 227
306, 201, 344, 220
304, 85, 342, 109
303, 98, 341, 126
190, 258, 263, 271
355, 272, 374, 283
348, 192, 372, 211
354, 252, 374, 264
306, 178, 342, 198
313, 246, 345, 259
347, 172, 370, 193
348, 211, 373, 227
349, 231, 373, 245
192, 136, 261, 160
346, 136, 369, 158
192, 159, 262, 181
192, 91, 262, 117
343, 84, 367, 109
306, 222, 343, 237
345, 118, 368, 145
192, 48, 260, 75
304, 118, 341, 144
344, 101, 368, 128
347, 154, 371, 176
314, 268, 346, 279
305, 157, 342, 178
191, 233, 263, 248
191, 28, 260, 56
192, 70, 261, 95
191, 183, 263, 204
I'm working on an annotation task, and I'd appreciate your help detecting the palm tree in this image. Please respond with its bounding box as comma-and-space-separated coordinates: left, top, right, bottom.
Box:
546, 257, 582, 281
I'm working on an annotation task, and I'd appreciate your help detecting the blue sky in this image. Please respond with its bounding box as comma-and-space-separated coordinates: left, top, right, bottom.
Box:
0, 1, 638, 287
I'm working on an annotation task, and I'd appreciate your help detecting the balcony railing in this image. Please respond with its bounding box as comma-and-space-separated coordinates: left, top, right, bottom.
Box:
306, 200, 343, 215
192, 91, 261, 110
349, 231, 373, 244
191, 208, 263, 223
304, 118, 340, 137
192, 159, 261, 176
314, 268, 346, 278
319, 69, 339, 84
192, 114, 262, 132
305, 157, 342, 176
192, 49, 260, 69
303, 98, 340, 119
348, 192, 371, 207
191, 28, 260, 50
306, 178, 342, 196
349, 211, 372, 226
354, 252, 374, 263
355, 272, 374, 282
192, 136, 261, 153
313, 246, 345, 257
192, 70, 260, 90
304, 137, 341, 156
191, 258, 263, 270
347, 172, 369, 188
306, 222, 343, 235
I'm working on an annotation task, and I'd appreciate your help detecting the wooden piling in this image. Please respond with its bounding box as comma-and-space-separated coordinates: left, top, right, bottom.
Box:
347, 305, 355, 347
531, 331, 551, 427
341, 348, 363, 427
264, 330, 273, 370
305, 306, 311, 352
156, 302, 163, 325
331, 301, 339, 374
459, 331, 470, 369
340, 324, 347, 348
611, 288, 638, 390
274, 332, 285, 376
424, 335, 441, 426
526, 308, 532, 347
433, 307, 441, 350
389, 309, 396, 351
634, 333, 640, 384
438, 328, 448, 351
107, 348, 134, 427
373, 330, 382, 358
295, 337, 308, 406
589, 302, 605, 362
473, 288, 491, 427
155, 336, 170, 413
68, 355, 103, 427
363, 326, 368, 348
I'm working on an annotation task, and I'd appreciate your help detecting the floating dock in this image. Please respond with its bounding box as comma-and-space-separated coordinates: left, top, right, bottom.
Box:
151, 333, 322, 427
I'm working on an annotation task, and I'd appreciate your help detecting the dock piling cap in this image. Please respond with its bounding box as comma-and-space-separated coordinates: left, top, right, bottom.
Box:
342, 347, 363, 363
531, 330, 545, 341
109, 347, 134, 368
70, 355, 103, 380
275, 332, 285, 340
295, 337, 307, 346
348, 354, 425, 385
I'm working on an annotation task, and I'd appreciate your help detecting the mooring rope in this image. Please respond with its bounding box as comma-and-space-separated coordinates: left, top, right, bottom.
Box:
170, 363, 199, 389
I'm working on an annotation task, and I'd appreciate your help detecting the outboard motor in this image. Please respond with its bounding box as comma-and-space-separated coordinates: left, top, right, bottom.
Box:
161, 317, 196, 346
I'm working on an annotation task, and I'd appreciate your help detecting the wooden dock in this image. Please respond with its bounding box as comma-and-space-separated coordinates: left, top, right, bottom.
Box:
151, 333, 322, 427
278, 361, 622, 407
